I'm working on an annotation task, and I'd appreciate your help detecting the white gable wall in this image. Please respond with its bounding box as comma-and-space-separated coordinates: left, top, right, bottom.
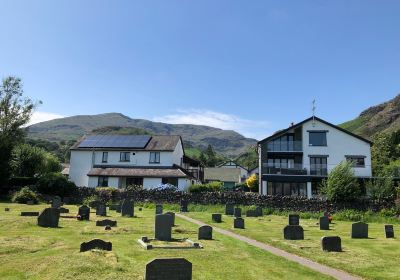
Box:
69, 150, 92, 187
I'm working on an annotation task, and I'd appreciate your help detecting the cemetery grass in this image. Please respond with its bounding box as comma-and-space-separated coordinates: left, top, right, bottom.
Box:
185, 210, 400, 280
0, 203, 332, 280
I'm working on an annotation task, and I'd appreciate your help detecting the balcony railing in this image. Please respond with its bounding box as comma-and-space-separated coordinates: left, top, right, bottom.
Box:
267, 141, 302, 152
264, 164, 328, 176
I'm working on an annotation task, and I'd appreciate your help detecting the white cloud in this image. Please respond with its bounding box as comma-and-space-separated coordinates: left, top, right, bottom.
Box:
154, 109, 272, 140
28, 111, 65, 125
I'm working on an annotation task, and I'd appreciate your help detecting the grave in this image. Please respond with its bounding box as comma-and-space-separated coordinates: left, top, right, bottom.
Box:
234, 217, 245, 229
37, 208, 60, 228
198, 225, 213, 240
155, 214, 172, 241
80, 239, 112, 252
246, 210, 257, 217
5, 208, 10, 211
225, 204, 234, 215
212, 213, 222, 223
96, 203, 107, 216
351, 222, 368, 238
51, 196, 62, 208
385, 225, 394, 238
155, 204, 163, 215
116, 202, 122, 213
96, 219, 117, 227
319, 216, 330, 230
21, 211, 39, 216
321, 236, 342, 252
144, 258, 192, 280
283, 225, 304, 240
78, 205, 90, 220
255, 206, 263, 217
234, 208, 242, 218
165, 212, 175, 226
59, 207, 69, 214
121, 199, 134, 217
180, 200, 188, 212
288, 214, 300, 225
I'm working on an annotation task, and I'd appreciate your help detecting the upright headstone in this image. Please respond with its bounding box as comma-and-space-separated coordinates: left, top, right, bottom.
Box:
198, 225, 213, 240
234, 208, 242, 218
145, 258, 192, 280
121, 199, 134, 217
225, 204, 234, 215
165, 212, 175, 226
78, 205, 90, 220
37, 208, 60, 228
51, 196, 62, 208
288, 214, 300, 226
96, 203, 107, 216
234, 217, 245, 229
319, 216, 330, 230
212, 213, 222, 223
116, 202, 122, 213
96, 219, 117, 227
80, 239, 112, 252
385, 225, 394, 238
155, 204, 163, 215
246, 210, 257, 217
255, 206, 263, 217
180, 200, 188, 212
283, 225, 304, 240
351, 222, 368, 238
155, 214, 172, 241
321, 236, 342, 252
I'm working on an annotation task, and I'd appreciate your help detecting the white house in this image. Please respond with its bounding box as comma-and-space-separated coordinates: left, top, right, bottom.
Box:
258, 116, 372, 198
217, 160, 249, 182
69, 135, 197, 190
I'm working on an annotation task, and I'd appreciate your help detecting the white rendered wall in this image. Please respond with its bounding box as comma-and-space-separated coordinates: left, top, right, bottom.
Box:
172, 139, 184, 166
87, 177, 119, 188
69, 150, 93, 187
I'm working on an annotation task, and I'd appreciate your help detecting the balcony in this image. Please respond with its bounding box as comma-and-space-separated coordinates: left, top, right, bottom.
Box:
267, 141, 302, 152
265, 163, 307, 175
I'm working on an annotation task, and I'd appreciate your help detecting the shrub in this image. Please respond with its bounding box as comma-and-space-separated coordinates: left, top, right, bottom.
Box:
95, 187, 118, 203
188, 182, 223, 193
12, 186, 39, 204
36, 172, 77, 197
246, 174, 259, 192
366, 176, 395, 201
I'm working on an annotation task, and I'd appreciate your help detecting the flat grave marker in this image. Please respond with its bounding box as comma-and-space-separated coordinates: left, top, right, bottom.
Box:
96, 219, 117, 227
21, 211, 39, 216
80, 239, 112, 252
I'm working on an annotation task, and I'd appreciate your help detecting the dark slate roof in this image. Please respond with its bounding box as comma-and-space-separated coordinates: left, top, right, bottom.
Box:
87, 166, 190, 178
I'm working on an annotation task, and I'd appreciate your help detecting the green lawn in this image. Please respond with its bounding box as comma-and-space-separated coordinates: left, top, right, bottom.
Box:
0, 203, 331, 280
185, 210, 400, 280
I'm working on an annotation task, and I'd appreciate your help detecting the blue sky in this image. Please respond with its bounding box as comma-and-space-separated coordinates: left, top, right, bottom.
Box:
1, 1, 399, 139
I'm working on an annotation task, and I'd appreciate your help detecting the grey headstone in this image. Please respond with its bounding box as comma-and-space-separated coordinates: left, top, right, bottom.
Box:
321, 236, 342, 252
51, 196, 62, 208
121, 199, 134, 217
155, 204, 163, 215
288, 214, 300, 225
80, 239, 112, 252
351, 222, 368, 238
21, 211, 39, 216
180, 200, 188, 212
385, 225, 394, 238
96, 219, 117, 227
37, 208, 60, 228
155, 214, 172, 241
78, 205, 90, 220
212, 213, 222, 223
96, 203, 107, 216
234, 208, 242, 218
59, 207, 69, 214
145, 258, 192, 280
165, 212, 175, 226
198, 225, 212, 240
234, 217, 245, 229
225, 204, 234, 215
319, 216, 330, 230
255, 206, 263, 217
246, 210, 257, 217
284, 225, 304, 240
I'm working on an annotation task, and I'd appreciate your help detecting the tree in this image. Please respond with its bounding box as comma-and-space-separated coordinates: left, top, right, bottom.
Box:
0, 77, 36, 187
246, 174, 259, 192
366, 176, 395, 201
320, 160, 361, 202
205, 144, 217, 167
371, 130, 400, 175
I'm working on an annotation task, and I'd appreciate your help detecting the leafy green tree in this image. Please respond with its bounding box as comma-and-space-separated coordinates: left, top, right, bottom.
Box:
205, 144, 217, 166
366, 176, 395, 201
320, 160, 361, 202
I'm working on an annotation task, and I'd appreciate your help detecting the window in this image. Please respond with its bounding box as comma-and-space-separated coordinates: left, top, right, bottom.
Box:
120, 152, 130, 162
126, 177, 143, 186
102, 152, 108, 163
162, 177, 178, 186
149, 152, 160, 163
98, 176, 108, 187
309, 131, 327, 146
310, 156, 328, 175
346, 156, 365, 167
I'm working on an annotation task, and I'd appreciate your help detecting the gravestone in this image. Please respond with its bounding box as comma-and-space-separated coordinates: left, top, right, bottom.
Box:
212, 213, 222, 223
59, 207, 69, 214
351, 222, 368, 238
121, 199, 134, 217
234, 217, 245, 229
385, 225, 394, 238
225, 204, 234, 215
96, 219, 117, 227
109, 204, 118, 211
155, 214, 172, 241
116, 202, 122, 213
198, 225, 213, 240
165, 212, 175, 226
80, 239, 112, 252
155, 204, 163, 215
51, 196, 62, 208
234, 208, 242, 218
321, 236, 342, 252
255, 206, 263, 217
145, 258, 192, 280
5, 208, 10, 211
96, 203, 107, 216
288, 214, 300, 226
21, 211, 39, 216
37, 208, 60, 228
180, 200, 188, 212
319, 216, 330, 230
246, 210, 257, 217
78, 205, 90, 220
283, 225, 304, 240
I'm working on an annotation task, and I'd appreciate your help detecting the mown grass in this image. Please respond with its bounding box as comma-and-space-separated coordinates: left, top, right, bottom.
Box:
185, 208, 400, 280
0, 203, 332, 280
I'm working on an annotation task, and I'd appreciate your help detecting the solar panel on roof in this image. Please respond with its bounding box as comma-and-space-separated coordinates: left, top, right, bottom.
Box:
77, 135, 151, 148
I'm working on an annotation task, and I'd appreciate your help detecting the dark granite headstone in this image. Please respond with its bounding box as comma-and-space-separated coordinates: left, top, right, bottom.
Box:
321, 236, 342, 252
246, 210, 257, 217
155, 204, 163, 215
319, 216, 330, 230
121, 199, 134, 217
96, 203, 107, 216
145, 258, 192, 280
165, 212, 175, 226
155, 214, 172, 241
59, 207, 69, 214
234, 217, 245, 229
78, 205, 90, 220
21, 211, 39, 216
283, 225, 304, 240
255, 206, 263, 217
96, 219, 117, 227
80, 239, 112, 252
234, 208, 242, 218
212, 213, 222, 223
288, 214, 300, 226
37, 208, 60, 228
351, 222, 368, 238
385, 225, 394, 238
198, 225, 213, 240
51, 196, 62, 208
225, 204, 234, 215
180, 200, 188, 212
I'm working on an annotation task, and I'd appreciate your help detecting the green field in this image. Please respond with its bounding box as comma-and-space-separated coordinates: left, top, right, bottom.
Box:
0, 203, 332, 280
185, 210, 400, 280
